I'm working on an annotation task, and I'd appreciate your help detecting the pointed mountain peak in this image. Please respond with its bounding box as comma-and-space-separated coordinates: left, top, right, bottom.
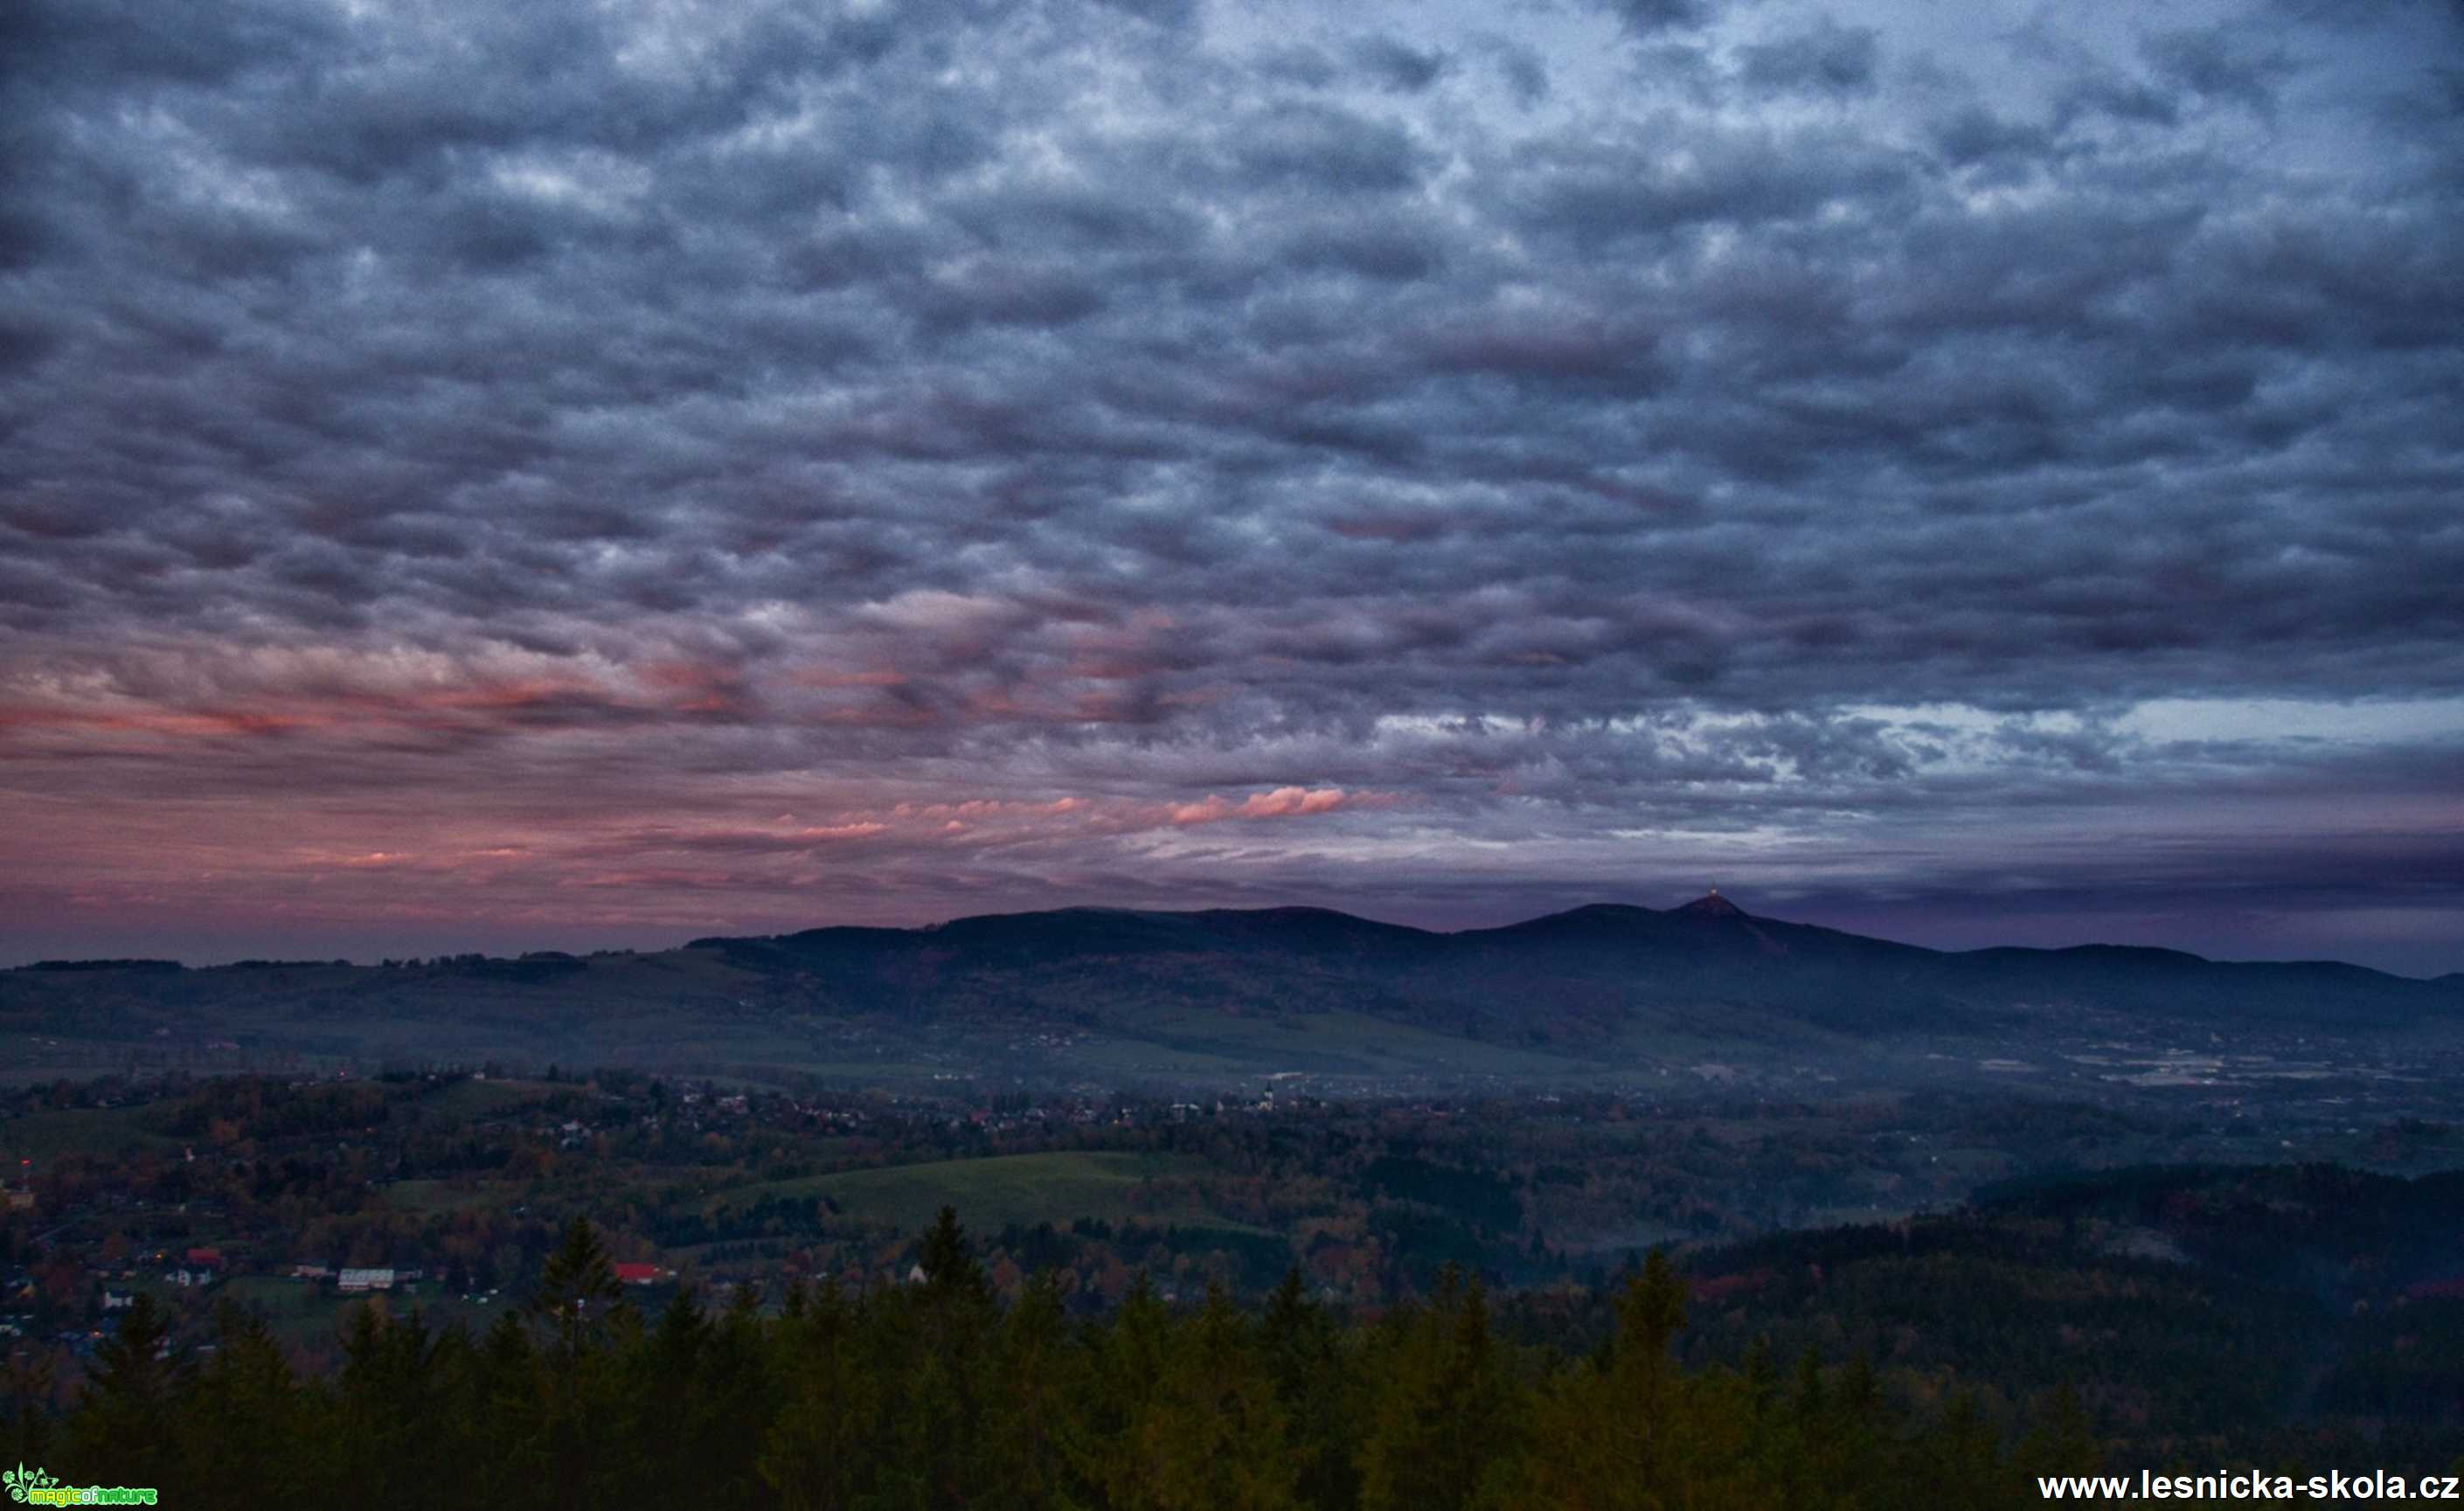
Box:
1675, 890, 1746, 918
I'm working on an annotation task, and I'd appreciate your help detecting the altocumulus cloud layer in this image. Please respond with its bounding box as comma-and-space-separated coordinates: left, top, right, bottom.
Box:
2, 0, 2460, 971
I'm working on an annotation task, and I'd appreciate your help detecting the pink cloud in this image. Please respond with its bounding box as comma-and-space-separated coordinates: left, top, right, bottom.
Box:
1169, 786, 1371, 826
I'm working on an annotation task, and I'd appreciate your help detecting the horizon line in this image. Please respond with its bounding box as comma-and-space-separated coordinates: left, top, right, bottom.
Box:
8, 893, 2454, 983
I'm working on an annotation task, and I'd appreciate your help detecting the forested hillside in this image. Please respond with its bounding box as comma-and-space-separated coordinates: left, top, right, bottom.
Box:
7, 900, 2456, 1088
10, 1210, 2121, 1511
9, 1075, 2463, 1503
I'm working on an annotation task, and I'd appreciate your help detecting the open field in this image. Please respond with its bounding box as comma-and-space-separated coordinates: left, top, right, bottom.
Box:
713, 1150, 1221, 1236
219, 1273, 509, 1351
1, 1104, 177, 1161
407, 1077, 558, 1122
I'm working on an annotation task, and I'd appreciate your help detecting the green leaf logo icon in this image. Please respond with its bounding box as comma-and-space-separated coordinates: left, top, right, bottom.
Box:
5, 1465, 60, 1502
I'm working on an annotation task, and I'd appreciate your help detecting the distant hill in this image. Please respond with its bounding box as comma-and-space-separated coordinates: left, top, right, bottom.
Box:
696, 892, 2455, 1037
3, 896, 2455, 1085
1661, 1162, 2464, 1463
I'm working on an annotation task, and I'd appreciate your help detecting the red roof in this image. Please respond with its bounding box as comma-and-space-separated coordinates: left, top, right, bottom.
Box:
186, 1247, 223, 1266
613, 1263, 661, 1285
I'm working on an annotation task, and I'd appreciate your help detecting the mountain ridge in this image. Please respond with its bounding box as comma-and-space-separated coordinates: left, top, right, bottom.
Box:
11, 893, 2447, 983
5, 895, 2454, 1086
693, 894, 2441, 982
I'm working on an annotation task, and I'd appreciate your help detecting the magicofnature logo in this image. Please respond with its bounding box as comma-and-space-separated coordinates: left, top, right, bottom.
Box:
4, 1465, 156, 1506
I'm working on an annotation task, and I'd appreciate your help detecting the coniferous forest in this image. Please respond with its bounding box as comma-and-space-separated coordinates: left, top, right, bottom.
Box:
11, 1208, 2127, 1511
9, 1071, 2464, 1506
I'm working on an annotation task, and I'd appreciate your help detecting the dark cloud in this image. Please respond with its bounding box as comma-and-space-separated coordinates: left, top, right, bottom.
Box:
1598, 0, 1718, 38
1349, 37, 1450, 93
0, 0, 2459, 971
2140, 24, 2295, 118
1736, 17, 1881, 97
1489, 41, 1551, 107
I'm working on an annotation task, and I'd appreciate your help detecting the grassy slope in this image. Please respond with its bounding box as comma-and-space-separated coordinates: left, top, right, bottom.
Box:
0, 1104, 177, 1161
712, 1149, 1230, 1236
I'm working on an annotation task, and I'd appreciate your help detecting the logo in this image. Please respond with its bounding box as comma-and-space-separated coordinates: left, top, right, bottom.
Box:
3, 1466, 157, 1506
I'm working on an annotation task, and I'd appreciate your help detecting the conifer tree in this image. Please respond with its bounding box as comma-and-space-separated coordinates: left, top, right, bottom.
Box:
168, 1304, 302, 1511
700, 1283, 778, 1506
883, 1206, 999, 1506
1116, 1282, 1295, 1511
2014, 1381, 2100, 1484
532, 1216, 625, 1363
334, 1300, 447, 1510
634, 1286, 713, 1499
760, 1276, 882, 1511
475, 1304, 548, 1502
1740, 1334, 1779, 1419
1359, 1269, 1516, 1511
919, 1204, 989, 1303
1261, 1268, 1355, 1511
1928, 1391, 2016, 1511
62, 1291, 177, 1484
1, 1345, 55, 1471
982, 1268, 1089, 1510
1067, 1269, 1174, 1501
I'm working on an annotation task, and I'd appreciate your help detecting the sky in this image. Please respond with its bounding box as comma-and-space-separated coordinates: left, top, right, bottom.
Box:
2, 0, 2460, 974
